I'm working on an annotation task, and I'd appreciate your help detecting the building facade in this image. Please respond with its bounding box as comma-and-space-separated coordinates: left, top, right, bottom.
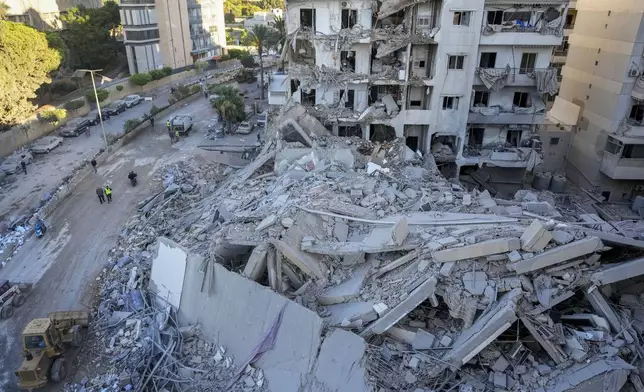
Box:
243, 9, 283, 30
281, 0, 568, 180
5, 0, 102, 30
556, 0, 644, 202
119, 0, 226, 74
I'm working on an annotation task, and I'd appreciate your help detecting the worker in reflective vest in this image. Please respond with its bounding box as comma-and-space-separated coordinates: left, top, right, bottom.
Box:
104, 186, 113, 204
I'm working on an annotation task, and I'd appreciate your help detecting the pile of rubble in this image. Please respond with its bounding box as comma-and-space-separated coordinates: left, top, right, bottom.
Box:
72, 105, 644, 392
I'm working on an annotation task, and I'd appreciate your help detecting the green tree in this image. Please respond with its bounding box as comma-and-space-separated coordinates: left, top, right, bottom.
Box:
0, 2, 8, 20
210, 85, 245, 133
115, 84, 123, 91
130, 73, 152, 86
240, 54, 256, 68
149, 69, 165, 80
85, 88, 109, 102
0, 21, 61, 130
225, 12, 235, 23
63, 99, 85, 110
271, 16, 286, 70
39, 108, 67, 124
59, 1, 123, 69
45, 32, 69, 69
246, 25, 276, 100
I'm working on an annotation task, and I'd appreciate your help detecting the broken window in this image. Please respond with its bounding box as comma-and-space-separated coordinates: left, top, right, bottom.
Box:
565, 13, 575, 28
338, 124, 362, 137
519, 53, 537, 74
406, 136, 419, 151
506, 129, 522, 147
468, 127, 484, 146
629, 104, 644, 124
341, 9, 357, 29
453, 11, 471, 26
487, 10, 503, 24
301, 89, 316, 105
622, 144, 644, 159
513, 92, 531, 108
409, 100, 422, 108
294, 40, 315, 65
413, 60, 426, 68
300, 9, 315, 30
549, 137, 560, 146
417, 16, 430, 27
555, 37, 569, 55
473, 91, 489, 107
503, 10, 532, 23
448, 55, 464, 70
479, 52, 497, 68
340, 51, 356, 72
339, 89, 355, 110
290, 79, 301, 94
604, 136, 622, 155
442, 96, 459, 110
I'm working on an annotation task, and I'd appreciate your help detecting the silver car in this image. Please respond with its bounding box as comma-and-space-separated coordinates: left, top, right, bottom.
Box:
124, 95, 142, 108
1, 152, 34, 174
31, 136, 63, 154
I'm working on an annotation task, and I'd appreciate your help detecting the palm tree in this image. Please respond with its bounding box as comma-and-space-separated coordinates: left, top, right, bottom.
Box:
271, 16, 286, 71
247, 24, 274, 100
211, 85, 245, 133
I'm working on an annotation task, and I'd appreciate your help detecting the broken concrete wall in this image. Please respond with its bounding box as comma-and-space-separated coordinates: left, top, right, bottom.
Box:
178, 260, 324, 392
149, 237, 192, 310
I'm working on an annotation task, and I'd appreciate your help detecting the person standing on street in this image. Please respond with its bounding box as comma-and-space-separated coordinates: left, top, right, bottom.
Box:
96, 187, 105, 204
150, 116, 155, 129
21, 160, 27, 174
91, 159, 97, 173
175, 129, 180, 142
104, 185, 113, 203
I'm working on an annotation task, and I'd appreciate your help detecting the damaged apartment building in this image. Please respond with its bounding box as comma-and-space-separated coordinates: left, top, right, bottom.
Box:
279, 0, 568, 183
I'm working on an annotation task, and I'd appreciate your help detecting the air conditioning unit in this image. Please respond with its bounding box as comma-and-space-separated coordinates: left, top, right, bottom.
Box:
629, 69, 640, 77
341, 1, 349, 7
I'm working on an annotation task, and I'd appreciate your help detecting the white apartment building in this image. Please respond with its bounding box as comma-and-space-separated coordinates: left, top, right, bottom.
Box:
281, 0, 569, 180
243, 9, 283, 29
119, 0, 226, 74
5, 0, 101, 30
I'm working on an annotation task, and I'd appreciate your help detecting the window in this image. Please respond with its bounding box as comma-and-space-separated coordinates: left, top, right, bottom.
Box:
302, 89, 316, 105
414, 60, 426, 68
409, 100, 422, 108
340, 89, 355, 110
473, 91, 489, 107
448, 55, 465, 70
550, 137, 560, 146
340, 51, 356, 71
468, 128, 484, 146
629, 104, 644, 124
418, 16, 430, 27
453, 11, 471, 26
126, 29, 160, 41
300, 9, 315, 29
622, 144, 644, 159
341, 9, 357, 29
442, 96, 459, 110
565, 13, 575, 28
506, 130, 522, 147
519, 53, 537, 74
601, 191, 611, 200
479, 52, 497, 68
605, 137, 623, 155
513, 92, 531, 108
487, 10, 503, 25
503, 11, 532, 23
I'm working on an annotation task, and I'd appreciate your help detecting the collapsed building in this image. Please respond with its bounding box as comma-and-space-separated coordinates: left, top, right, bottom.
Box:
274, 0, 570, 190
69, 105, 644, 391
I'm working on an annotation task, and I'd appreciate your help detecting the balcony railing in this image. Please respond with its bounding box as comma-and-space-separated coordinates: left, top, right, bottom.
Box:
553, 49, 568, 57
119, 0, 155, 5
474, 67, 557, 91
481, 23, 563, 37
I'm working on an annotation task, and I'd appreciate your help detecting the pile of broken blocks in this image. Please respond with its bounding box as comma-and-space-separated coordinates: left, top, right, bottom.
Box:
71, 105, 644, 392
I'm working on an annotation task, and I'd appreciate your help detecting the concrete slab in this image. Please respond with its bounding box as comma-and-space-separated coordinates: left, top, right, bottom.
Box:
433, 238, 520, 263
318, 265, 370, 305
591, 256, 644, 286
372, 250, 421, 278
520, 219, 553, 252
325, 301, 377, 327
544, 357, 633, 392
361, 276, 438, 336
411, 329, 436, 350
463, 272, 488, 295
243, 243, 269, 281
307, 330, 368, 392
271, 239, 327, 280
508, 237, 602, 274
178, 260, 324, 392
149, 237, 190, 310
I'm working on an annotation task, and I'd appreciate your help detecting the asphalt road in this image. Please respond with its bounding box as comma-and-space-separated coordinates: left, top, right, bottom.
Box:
0, 95, 217, 392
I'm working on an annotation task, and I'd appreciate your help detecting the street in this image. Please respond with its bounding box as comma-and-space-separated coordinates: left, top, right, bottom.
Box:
0, 95, 215, 391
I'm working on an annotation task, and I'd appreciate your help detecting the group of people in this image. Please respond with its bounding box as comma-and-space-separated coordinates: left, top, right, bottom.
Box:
166, 120, 180, 144
95, 185, 113, 204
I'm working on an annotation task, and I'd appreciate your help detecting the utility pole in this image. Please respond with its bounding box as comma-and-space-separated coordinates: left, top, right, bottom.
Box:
76, 69, 110, 151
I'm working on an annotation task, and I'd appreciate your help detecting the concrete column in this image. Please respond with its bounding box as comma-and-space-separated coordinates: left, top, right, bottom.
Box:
585, 285, 634, 344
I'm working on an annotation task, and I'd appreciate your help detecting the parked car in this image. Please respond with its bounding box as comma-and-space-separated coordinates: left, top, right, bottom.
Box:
31, 136, 63, 154
124, 95, 142, 108
58, 117, 91, 137
87, 109, 110, 125
1, 151, 33, 174
236, 121, 254, 134
105, 100, 127, 116
170, 114, 193, 134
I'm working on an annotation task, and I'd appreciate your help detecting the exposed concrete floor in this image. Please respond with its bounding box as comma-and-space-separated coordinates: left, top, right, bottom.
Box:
0, 95, 218, 391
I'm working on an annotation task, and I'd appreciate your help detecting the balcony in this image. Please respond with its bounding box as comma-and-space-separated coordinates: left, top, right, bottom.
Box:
119, 0, 155, 5
468, 106, 545, 125
600, 135, 644, 180
473, 67, 557, 89
461, 146, 541, 168
480, 23, 563, 46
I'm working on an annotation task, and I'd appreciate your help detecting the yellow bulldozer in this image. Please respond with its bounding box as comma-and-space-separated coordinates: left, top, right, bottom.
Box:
15, 310, 90, 390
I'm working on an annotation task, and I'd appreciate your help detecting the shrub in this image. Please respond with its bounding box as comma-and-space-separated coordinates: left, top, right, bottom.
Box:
39, 108, 67, 124
227, 49, 250, 59
130, 73, 152, 86
123, 119, 142, 133
162, 66, 173, 77
115, 85, 124, 91
85, 89, 109, 103
150, 105, 162, 116
168, 96, 177, 105
240, 54, 256, 68
235, 68, 256, 83
190, 84, 202, 94
149, 69, 165, 81
194, 61, 208, 74
63, 99, 85, 111
49, 80, 77, 95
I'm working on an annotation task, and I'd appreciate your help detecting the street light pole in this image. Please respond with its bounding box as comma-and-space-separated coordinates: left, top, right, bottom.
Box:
80, 69, 109, 151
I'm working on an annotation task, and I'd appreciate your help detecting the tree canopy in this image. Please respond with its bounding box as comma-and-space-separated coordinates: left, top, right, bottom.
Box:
59, 1, 123, 69
0, 2, 9, 20
246, 25, 278, 99
209, 85, 246, 132
0, 21, 61, 130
